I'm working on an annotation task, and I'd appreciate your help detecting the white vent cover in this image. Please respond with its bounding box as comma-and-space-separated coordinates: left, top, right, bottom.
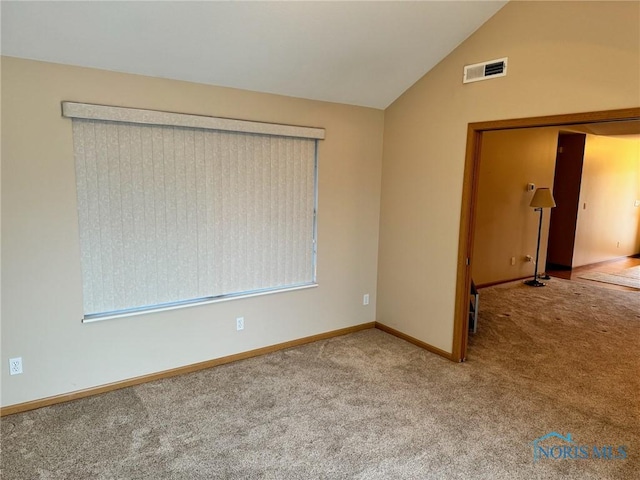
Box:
463, 57, 508, 83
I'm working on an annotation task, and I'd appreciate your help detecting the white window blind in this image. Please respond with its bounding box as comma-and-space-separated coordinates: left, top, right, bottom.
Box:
66, 103, 322, 321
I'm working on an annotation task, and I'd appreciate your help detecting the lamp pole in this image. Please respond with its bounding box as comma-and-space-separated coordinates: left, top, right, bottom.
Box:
525, 207, 545, 287
525, 187, 555, 287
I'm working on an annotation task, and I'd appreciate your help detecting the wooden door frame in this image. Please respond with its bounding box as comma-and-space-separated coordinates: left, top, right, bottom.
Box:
452, 107, 640, 362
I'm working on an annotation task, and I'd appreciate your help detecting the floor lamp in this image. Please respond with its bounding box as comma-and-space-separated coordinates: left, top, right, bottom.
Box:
524, 187, 556, 287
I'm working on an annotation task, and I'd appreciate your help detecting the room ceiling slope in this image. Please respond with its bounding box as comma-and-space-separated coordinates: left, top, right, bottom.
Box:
0, 1, 506, 109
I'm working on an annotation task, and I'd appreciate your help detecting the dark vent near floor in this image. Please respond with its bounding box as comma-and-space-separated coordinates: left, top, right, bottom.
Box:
463, 57, 508, 84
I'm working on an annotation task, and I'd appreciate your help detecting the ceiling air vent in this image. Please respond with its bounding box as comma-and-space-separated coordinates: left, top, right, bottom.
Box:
463, 57, 508, 84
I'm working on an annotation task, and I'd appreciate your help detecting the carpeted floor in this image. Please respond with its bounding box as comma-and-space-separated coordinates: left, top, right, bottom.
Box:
1, 278, 639, 479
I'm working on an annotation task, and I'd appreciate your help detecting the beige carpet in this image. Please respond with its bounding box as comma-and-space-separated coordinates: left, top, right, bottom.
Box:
1, 278, 639, 479
578, 265, 640, 289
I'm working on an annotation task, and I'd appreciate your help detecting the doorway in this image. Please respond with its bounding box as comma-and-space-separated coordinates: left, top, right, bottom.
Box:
452, 108, 640, 362
546, 133, 586, 270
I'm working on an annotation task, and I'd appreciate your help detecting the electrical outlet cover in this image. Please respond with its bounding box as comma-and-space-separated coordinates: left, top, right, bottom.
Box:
9, 357, 23, 375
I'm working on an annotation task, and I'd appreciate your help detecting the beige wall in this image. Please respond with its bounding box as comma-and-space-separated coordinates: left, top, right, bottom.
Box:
377, 1, 640, 353
0, 57, 384, 407
471, 129, 639, 284
573, 135, 640, 266
472, 128, 558, 286
3, 1, 640, 407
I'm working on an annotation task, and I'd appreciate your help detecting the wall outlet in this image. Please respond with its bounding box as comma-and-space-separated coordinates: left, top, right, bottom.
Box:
236, 317, 244, 331
525, 255, 533, 263
9, 357, 23, 375
635, 200, 640, 207
510, 256, 516, 266
363, 294, 370, 306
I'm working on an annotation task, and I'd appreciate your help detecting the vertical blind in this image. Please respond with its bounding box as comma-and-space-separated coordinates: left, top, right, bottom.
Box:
70, 111, 320, 320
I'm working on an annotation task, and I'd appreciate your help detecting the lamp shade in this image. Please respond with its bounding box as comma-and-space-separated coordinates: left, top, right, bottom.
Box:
530, 187, 556, 208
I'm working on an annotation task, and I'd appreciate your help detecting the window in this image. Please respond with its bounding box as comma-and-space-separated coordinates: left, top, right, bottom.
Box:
63, 102, 324, 321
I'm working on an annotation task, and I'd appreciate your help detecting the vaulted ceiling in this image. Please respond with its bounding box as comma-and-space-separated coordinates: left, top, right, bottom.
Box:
1, 1, 506, 109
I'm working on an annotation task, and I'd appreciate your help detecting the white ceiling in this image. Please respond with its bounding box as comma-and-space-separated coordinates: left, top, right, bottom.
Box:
1, 1, 507, 109
566, 121, 640, 141
568, 120, 640, 137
